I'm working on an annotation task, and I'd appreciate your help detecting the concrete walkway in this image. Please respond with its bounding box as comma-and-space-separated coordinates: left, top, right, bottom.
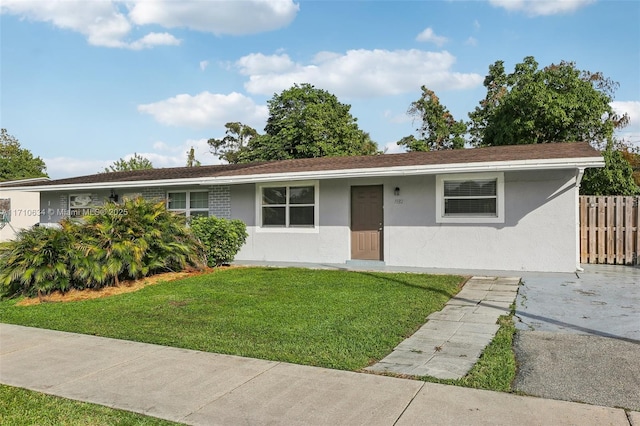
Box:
367, 276, 520, 379
1, 324, 636, 425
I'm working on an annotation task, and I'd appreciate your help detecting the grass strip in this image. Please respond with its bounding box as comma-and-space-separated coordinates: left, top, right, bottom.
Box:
0, 384, 178, 426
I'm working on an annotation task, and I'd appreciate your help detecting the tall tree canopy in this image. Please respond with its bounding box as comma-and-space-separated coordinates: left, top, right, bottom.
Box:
468, 56, 629, 147
208, 122, 259, 164
398, 86, 466, 151
209, 83, 378, 164
0, 129, 48, 181
396, 57, 636, 195
104, 153, 153, 173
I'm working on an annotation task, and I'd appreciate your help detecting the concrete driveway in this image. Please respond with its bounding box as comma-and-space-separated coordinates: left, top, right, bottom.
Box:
515, 264, 640, 341
513, 264, 640, 411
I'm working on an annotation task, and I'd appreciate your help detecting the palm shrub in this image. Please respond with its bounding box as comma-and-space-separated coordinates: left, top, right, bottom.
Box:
135, 201, 207, 274
0, 226, 73, 297
0, 197, 206, 297
190, 216, 248, 266
78, 197, 206, 286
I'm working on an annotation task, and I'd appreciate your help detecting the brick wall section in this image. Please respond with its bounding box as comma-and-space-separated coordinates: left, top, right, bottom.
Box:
141, 187, 166, 203
209, 186, 231, 219
140, 187, 231, 218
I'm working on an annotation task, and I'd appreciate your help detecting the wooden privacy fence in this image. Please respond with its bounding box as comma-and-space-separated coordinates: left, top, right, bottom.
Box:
580, 196, 640, 265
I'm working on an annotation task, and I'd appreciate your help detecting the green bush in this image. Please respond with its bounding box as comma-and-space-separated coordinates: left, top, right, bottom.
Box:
190, 216, 248, 267
77, 197, 206, 286
0, 226, 73, 297
0, 197, 206, 298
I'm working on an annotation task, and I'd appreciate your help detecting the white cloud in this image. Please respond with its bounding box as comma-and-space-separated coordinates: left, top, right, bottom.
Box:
129, 32, 181, 50
465, 37, 478, 47
415, 27, 448, 46
45, 139, 225, 179
199, 60, 209, 71
489, 0, 595, 16
612, 101, 640, 124
236, 53, 296, 75
44, 156, 113, 178
128, 0, 299, 35
137, 91, 268, 130
1, 0, 299, 49
120, 138, 224, 169
1, 0, 134, 48
128, 138, 222, 168
612, 101, 640, 148
382, 141, 406, 155
238, 49, 483, 98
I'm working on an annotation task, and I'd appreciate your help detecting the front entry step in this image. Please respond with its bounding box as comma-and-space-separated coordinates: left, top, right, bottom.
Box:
346, 260, 386, 267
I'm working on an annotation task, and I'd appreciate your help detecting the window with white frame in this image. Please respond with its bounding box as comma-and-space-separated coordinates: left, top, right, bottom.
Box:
167, 191, 209, 217
435, 172, 504, 223
258, 182, 318, 228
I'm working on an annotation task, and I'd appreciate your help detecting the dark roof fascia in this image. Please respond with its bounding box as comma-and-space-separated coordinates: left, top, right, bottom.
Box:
0, 177, 50, 188
5, 143, 604, 192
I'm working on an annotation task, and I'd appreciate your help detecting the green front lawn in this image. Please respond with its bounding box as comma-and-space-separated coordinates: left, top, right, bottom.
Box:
0, 267, 464, 371
0, 384, 179, 426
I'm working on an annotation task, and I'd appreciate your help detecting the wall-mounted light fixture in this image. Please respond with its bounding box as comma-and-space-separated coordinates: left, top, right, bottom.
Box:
108, 189, 119, 203
394, 187, 400, 196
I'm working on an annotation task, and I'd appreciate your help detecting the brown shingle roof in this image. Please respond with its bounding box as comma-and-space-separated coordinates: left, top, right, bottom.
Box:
9, 142, 602, 188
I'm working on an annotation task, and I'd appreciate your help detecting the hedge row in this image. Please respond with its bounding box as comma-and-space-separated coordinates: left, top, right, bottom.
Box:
0, 198, 247, 298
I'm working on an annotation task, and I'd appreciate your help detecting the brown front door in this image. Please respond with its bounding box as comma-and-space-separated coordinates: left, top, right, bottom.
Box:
351, 185, 383, 260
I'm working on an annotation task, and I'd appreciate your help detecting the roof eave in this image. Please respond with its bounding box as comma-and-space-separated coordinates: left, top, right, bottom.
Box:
3, 156, 605, 192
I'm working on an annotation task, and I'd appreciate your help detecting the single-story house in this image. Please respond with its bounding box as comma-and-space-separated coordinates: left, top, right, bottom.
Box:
3, 142, 604, 272
0, 178, 48, 242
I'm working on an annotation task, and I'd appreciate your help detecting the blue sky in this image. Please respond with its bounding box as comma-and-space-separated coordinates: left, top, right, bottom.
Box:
2, 0, 639, 179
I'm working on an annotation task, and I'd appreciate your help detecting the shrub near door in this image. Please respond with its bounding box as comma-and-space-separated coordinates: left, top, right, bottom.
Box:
190, 216, 248, 267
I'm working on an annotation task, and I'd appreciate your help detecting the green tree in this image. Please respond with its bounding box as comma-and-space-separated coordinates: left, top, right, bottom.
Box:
210, 84, 378, 164
398, 86, 466, 151
0, 129, 48, 181
104, 153, 153, 173
208, 122, 259, 164
581, 147, 639, 195
260, 83, 378, 160
465, 56, 636, 195
186, 147, 201, 167
468, 56, 629, 147
620, 148, 640, 187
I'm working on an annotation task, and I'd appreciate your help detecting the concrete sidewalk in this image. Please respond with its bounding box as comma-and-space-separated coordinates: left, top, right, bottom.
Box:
1, 324, 635, 425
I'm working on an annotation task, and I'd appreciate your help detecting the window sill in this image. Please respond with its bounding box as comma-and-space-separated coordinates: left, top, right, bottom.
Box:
436, 215, 504, 224
254, 226, 319, 234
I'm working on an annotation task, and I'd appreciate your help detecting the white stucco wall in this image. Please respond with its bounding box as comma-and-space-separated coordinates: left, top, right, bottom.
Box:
0, 190, 41, 242
384, 170, 577, 272
232, 169, 579, 273
232, 181, 352, 263
23, 168, 579, 271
